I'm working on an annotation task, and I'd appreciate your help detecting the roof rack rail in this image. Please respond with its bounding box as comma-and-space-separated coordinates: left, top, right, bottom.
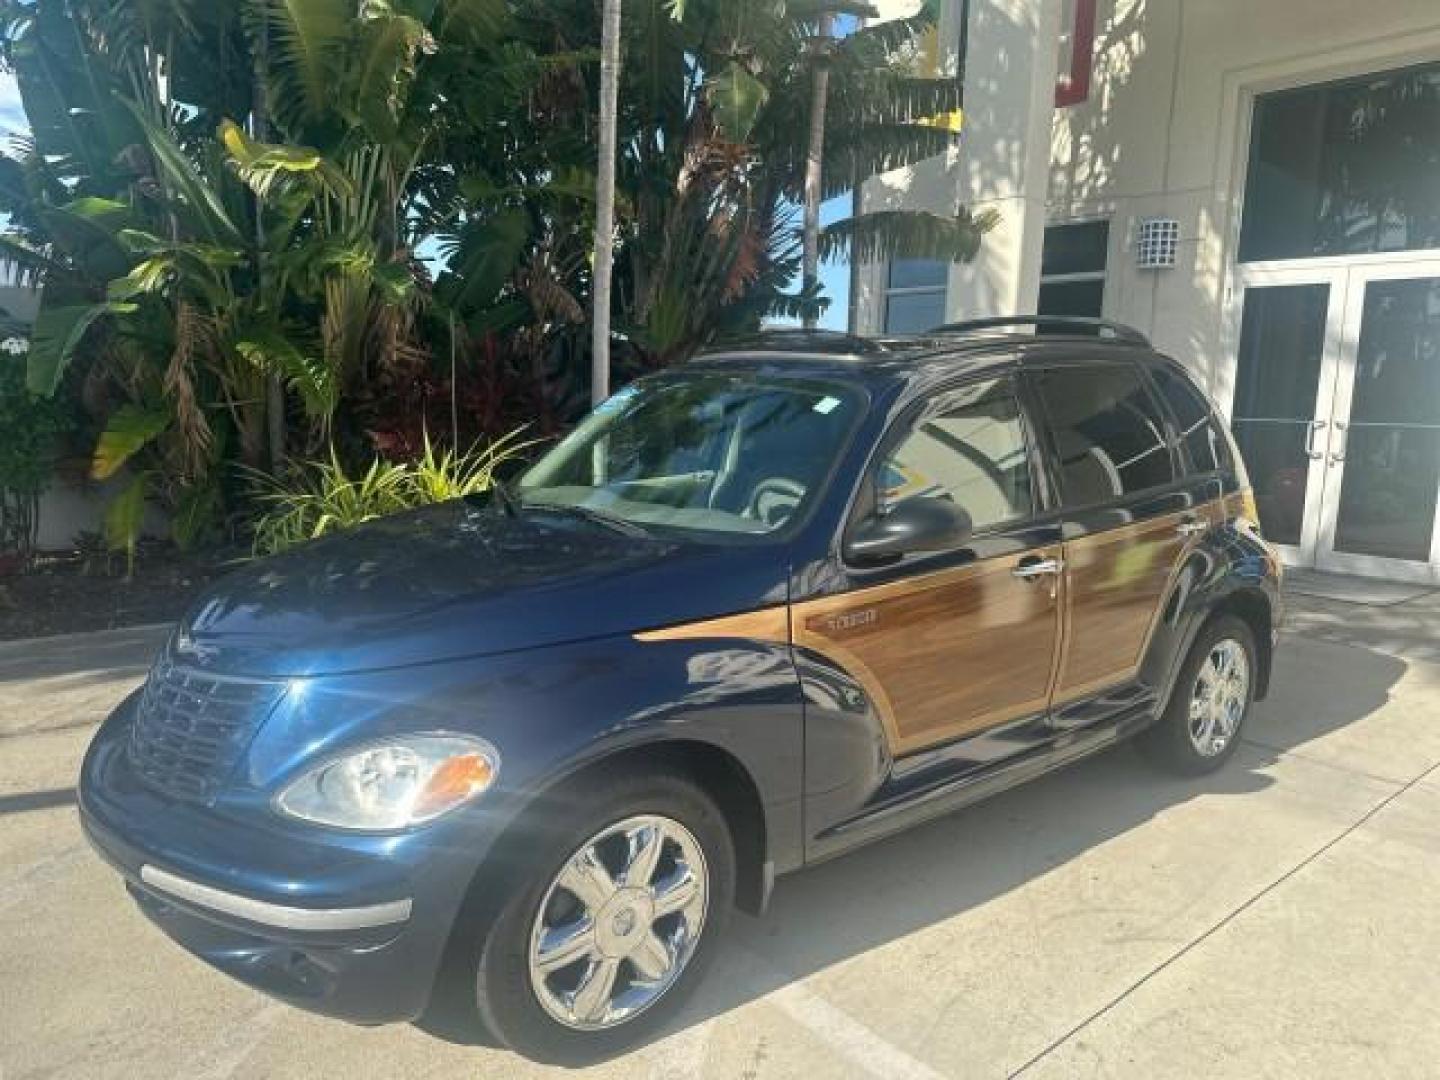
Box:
929, 316, 1150, 346
705, 329, 893, 356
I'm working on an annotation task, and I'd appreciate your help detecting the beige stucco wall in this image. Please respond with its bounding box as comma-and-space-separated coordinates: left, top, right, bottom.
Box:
859, 0, 1440, 403
1052, 0, 1440, 402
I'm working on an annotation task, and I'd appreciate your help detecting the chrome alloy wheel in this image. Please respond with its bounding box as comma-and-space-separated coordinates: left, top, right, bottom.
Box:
528, 815, 709, 1032
1188, 638, 1250, 757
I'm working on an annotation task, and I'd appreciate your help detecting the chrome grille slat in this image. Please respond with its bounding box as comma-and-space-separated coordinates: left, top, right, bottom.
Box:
126, 660, 283, 803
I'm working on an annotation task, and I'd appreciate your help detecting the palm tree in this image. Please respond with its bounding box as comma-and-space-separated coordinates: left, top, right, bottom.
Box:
592, 0, 623, 405
801, 13, 834, 331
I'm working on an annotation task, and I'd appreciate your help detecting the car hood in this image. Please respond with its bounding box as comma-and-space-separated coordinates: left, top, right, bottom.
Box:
172, 502, 790, 678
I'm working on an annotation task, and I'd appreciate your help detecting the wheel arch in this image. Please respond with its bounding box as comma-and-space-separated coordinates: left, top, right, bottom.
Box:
1211, 587, 1275, 699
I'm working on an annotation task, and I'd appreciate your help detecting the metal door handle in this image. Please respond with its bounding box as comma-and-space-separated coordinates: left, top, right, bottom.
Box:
1329, 421, 1348, 464
1304, 419, 1328, 460
1012, 557, 1063, 580
1176, 520, 1208, 538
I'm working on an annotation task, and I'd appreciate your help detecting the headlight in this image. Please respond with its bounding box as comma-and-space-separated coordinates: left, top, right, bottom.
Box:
275, 734, 500, 831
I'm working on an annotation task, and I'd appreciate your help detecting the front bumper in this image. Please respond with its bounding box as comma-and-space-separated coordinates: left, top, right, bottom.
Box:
79, 696, 498, 1025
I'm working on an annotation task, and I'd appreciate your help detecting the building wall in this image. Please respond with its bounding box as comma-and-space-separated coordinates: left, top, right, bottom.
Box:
859, 0, 1440, 402
1051, 0, 1440, 401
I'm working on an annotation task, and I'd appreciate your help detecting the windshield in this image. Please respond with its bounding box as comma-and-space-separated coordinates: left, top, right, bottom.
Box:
518, 375, 862, 539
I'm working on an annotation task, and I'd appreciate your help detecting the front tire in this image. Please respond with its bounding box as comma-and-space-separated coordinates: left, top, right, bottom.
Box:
1142, 614, 1257, 775
472, 770, 735, 1065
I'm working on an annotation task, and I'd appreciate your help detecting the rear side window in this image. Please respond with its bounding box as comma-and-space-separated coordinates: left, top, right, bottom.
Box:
1150, 364, 1230, 474
1031, 365, 1176, 505
879, 377, 1034, 532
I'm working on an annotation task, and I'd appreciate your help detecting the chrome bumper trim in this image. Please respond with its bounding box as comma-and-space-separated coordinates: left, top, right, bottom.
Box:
139, 864, 413, 932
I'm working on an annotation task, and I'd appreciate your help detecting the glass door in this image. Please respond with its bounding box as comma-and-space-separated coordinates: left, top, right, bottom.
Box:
1231, 262, 1440, 583
1317, 264, 1440, 583
1230, 270, 1349, 567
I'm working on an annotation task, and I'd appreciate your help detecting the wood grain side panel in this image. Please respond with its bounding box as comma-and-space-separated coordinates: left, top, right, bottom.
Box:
794, 549, 1062, 754
1055, 512, 1189, 700
634, 606, 790, 644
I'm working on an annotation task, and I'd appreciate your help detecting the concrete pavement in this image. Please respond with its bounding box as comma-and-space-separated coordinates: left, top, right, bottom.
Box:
2, 597, 1439, 1079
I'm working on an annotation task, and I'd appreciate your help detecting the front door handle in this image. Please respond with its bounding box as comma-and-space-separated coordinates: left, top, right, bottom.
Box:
1012, 557, 1063, 580
1176, 519, 1208, 538
1304, 419, 1328, 460
1329, 420, 1348, 464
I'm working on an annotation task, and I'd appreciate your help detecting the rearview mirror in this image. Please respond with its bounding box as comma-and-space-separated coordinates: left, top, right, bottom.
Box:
845, 497, 974, 563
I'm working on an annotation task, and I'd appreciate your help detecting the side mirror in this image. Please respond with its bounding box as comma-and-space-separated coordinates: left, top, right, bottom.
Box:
845, 497, 974, 563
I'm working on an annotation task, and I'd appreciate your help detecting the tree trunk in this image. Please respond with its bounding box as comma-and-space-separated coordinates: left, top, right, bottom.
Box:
591, 0, 624, 406
802, 15, 833, 331
253, 15, 285, 469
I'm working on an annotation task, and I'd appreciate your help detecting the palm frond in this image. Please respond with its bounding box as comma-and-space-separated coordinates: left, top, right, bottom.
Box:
247, 0, 352, 132
818, 207, 1000, 264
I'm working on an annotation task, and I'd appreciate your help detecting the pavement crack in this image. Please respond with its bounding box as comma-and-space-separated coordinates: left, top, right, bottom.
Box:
1006, 756, 1440, 1078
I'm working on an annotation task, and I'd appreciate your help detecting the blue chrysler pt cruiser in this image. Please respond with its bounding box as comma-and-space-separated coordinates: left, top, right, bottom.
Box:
81, 320, 1281, 1063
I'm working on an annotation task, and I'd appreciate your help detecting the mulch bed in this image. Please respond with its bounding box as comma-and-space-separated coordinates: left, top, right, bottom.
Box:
0, 544, 233, 642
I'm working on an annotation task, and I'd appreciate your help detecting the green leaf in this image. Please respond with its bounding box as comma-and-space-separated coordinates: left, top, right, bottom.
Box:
251, 0, 353, 129
92, 405, 172, 481
103, 473, 149, 575
218, 119, 351, 200
436, 208, 531, 315
119, 99, 243, 247
26, 301, 130, 396
706, 62, 770, 141
235, 329, 338, 421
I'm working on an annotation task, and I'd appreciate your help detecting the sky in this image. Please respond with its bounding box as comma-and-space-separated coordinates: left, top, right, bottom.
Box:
0, 72, 25, 143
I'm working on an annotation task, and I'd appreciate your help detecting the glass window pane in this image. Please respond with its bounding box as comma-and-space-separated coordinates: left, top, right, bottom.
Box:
1038, 278, 1105, 318
884, 290, 946, 333
1332, 276, 1440, 561
881, 378, 1033, 531
1041, 221, 1110, 277
1230, 421, 1311, 545
1032, 365, 1176, 504
888, 259, 947, 289
1150, 364, 1228, 474
1233, 284, 1329, 421
1240, 62, 1440, 262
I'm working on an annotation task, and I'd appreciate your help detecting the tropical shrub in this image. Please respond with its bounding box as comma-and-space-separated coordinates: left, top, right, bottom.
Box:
0, 346, 71, 563
249, 428, 534, 557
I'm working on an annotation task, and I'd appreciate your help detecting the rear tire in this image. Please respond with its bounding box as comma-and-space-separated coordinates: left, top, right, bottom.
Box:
464, 770, 735, 1065
1141, 614, 1256, 776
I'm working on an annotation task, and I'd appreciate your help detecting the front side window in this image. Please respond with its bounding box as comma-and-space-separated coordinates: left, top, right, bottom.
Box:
1031, 365, 1176, 505
878, 377, 1034, 532
519, 376, 860, 539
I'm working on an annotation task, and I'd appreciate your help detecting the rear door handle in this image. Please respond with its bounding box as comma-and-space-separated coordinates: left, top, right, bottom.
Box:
1012, 557, 1063, 580
1304, 419, 1328, 460
1176, 519, 1208, 538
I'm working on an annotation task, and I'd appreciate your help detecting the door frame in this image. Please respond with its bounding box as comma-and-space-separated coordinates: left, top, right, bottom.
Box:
1225, 262, 1350, 570
1228, 255, 1440, 583
1316, 257, 1440, 584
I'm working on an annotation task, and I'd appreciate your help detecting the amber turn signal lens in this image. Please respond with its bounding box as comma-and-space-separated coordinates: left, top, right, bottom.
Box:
412, 753, 496, 820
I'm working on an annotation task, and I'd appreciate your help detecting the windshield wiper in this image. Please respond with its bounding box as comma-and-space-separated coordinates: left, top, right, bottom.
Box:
466, 480, 521, 518
525, 502, 651, 538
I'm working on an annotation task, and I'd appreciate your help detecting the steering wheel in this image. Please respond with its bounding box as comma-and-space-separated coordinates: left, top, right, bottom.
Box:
745, 477, 807, 527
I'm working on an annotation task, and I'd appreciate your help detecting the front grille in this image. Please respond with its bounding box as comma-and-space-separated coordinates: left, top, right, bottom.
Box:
127, 660, 285, 803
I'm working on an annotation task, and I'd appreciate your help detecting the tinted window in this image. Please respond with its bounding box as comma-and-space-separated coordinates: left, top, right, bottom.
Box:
1041, 221, 1110, 277
1038, 279, 1105, 319
879, 378, 1033, 531
1032, 365, 1176, 505
1150, 365, 1229, 474
1240, 63, 1440, 262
